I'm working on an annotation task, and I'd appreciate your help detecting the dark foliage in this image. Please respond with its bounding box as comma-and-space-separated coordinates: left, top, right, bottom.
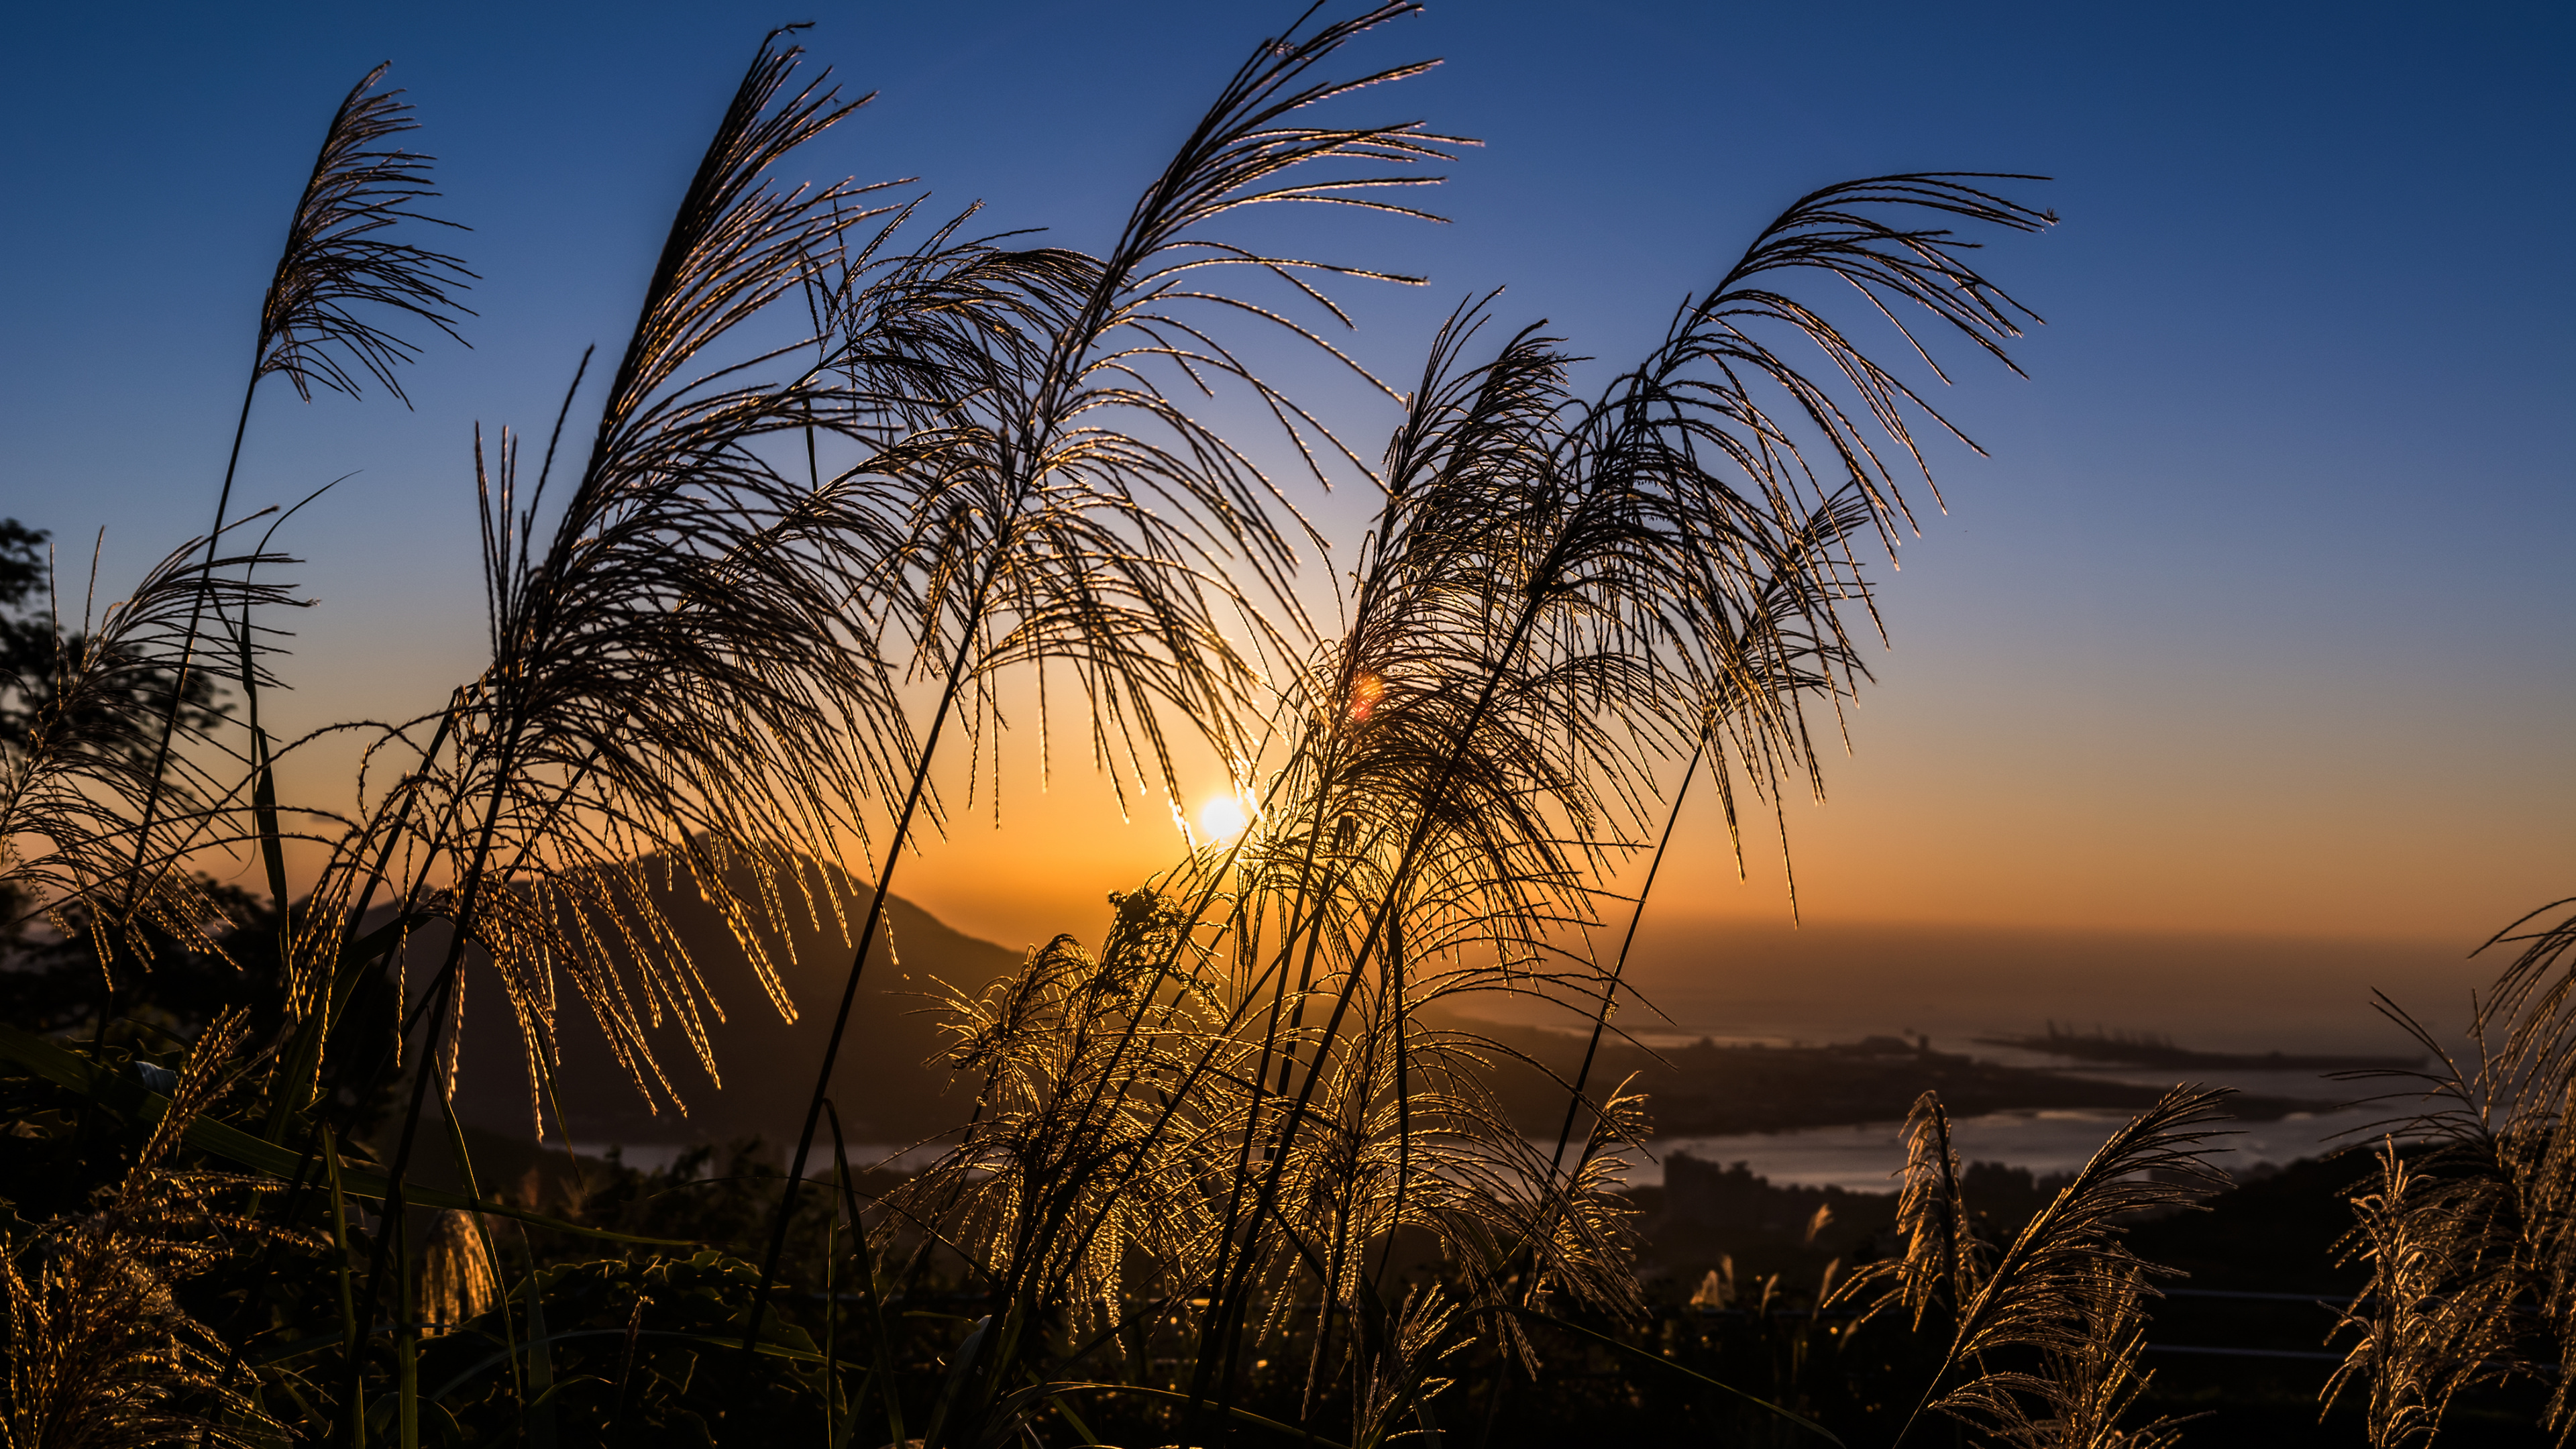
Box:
0, 520, 230, 951
40, 9, 2546, 1447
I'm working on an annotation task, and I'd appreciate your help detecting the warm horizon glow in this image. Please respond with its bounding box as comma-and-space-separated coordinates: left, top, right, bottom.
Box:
7, 2, 2564, 1029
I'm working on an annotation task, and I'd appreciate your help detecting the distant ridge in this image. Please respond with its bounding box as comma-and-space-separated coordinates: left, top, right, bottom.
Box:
429, 857, 1025, 1150
1454, 1018, 2338, 1136
1975, 1022, 2422, 1075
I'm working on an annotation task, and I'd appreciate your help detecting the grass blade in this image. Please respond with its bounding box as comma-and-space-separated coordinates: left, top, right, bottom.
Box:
521, 1228, 557, 1449
0, 1020, 687, 1245
1506, 1306, 1845, 1446
323, 1126, 365, 1446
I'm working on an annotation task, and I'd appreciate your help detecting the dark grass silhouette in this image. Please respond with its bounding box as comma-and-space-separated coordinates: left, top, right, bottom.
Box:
19, 8, 2516, 1447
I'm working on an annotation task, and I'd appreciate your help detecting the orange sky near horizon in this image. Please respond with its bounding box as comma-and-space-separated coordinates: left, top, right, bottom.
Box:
11, 1, 2567, 1029
225, 464, 2565, 991
875, 633, 2561, 969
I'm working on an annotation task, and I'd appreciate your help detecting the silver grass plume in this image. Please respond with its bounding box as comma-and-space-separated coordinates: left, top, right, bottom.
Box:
1188, 316, 1645, 1392
0, 531, 301, 973
415, 1211, 499, 1336
371, 29, 914, 1128
343, 31, 937, 1397
1, 1012, 309, 1449
753, 0, 1461, 1348
895, 310, 1651, 1424
1179, 173, 2053, 1415
1868, 1085, 2231, 1448
1866, 1088, 1988, 1330
1233, 172, 2059, 1159
2328, 896, 2576, 1445
898, 892, 1236, 1331
1185, 185, 2050, 1252
1236, 306, 1602, 992
1530, 491, 1880, 1293
250, 64, 474, 405
890, 882, 1641, 1433
1196, 301, 1668, 1355
2328, 1140, 2496, 1448
840, 0, 1458, 821
1957, 1266, 2194, 1449
131, 66, 471, 908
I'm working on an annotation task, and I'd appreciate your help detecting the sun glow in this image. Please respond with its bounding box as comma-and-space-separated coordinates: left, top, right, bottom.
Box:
1197, 794, 1252, 843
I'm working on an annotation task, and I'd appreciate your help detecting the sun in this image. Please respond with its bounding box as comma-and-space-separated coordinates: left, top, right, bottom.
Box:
1196, 794, 1252, 843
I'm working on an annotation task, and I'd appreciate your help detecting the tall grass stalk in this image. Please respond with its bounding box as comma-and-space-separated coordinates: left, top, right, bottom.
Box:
335, 31, 930, 1421
0, 530, 301, 971
2329, 896, 2576, 1444
0, 12, 2237, 1446
1845, 1086, 2229, 1448
747, 0, 1459, 1344
1159, 174, 2054, 1427
125, 64, 469, 942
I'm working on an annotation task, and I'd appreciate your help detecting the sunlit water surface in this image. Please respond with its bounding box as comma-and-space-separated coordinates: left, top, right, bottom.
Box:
1629, 1102, 2402, 1193
573, 1042, 2428, 1191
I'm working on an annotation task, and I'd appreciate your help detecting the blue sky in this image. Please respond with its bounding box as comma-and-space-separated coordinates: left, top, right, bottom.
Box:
1, 1, 2567, 975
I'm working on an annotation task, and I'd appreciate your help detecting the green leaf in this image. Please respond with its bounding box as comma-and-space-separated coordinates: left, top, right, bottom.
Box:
920, 1312, 990, 1448
425, 1326, 835, 1406
824, 1099, 905, 1447
324, 1126, 364, 1447
523, 1258, 557, 1449
1506, 1306, 1845, 1446
237, 614, 290, 920
1038, 1383, 1354, 1448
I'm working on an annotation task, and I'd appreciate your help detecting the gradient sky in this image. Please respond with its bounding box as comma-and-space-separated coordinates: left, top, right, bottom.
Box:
3, 3, 2568, 1032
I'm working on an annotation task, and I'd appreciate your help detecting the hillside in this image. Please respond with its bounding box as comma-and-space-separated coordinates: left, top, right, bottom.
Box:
419, 878, 2339, 1152
433, 861, 1024, 1149
1457, 1021, 2334, 1137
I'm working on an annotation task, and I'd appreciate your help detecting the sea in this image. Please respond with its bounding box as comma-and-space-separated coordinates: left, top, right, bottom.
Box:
1619, 1040, 2416, 1192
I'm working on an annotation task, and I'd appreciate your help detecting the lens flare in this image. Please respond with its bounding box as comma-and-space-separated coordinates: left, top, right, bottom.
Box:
1348, 671, 1385, 721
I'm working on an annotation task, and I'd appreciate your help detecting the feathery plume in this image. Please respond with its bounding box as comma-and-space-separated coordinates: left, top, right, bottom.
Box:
1, 1012, 304, 1449
2328, 896, 2576, 1444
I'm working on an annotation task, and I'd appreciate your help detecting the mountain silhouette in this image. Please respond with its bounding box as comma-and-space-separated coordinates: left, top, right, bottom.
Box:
427, 857, 1024, 1152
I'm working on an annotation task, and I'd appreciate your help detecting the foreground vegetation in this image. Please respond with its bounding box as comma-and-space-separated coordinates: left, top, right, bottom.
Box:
3, 7, 2568, 1444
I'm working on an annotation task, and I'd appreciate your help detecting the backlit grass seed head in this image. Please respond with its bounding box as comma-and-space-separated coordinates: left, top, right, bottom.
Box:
2328, 896, 2576, 1444
0, 533, 301, 975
